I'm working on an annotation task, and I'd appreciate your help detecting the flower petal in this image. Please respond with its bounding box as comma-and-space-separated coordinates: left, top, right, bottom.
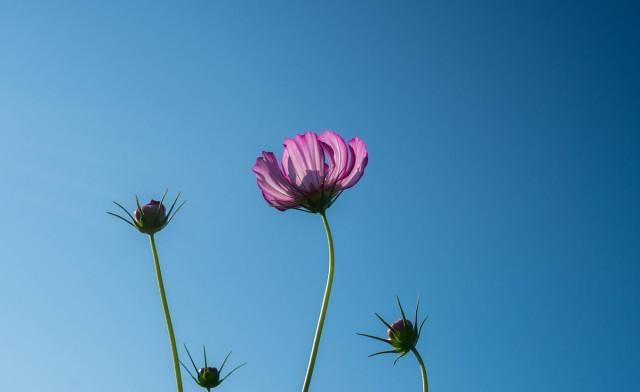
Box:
319, 131, 353, 188
252, 152, 303, 210
337, 137, 368, 190
282, 132, 325, 194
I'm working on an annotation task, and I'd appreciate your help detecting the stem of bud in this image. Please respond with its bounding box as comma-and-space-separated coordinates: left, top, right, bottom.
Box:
411, 348, 428, 392
149, 234, 183, 392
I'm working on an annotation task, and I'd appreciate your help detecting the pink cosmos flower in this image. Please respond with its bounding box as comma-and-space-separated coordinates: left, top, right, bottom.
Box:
252, 131, 368, 212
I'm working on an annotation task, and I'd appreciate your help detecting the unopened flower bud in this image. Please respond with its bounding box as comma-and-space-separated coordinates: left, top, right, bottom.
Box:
388, 319, 414, 339
198, 367, 220, 388
133, 200, 167, 234
358, 297, 427, 364
109, 192, 185, 236
181, 345, 246, 391
387, 318, 418, 352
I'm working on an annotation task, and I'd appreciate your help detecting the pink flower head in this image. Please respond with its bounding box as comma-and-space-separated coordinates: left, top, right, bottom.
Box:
252, 131, 368, 212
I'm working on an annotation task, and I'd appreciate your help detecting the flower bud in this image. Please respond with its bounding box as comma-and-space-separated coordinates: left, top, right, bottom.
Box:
109, 192, 185, 236
133, 200, 167, 234
387, 318, 418, 352
198, 367, 220, 388
388, 319, 414, 339
358, 297, 427, 364
181, 345, 246, 391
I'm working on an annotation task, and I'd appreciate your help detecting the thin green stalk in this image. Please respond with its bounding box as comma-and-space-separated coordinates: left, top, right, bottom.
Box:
411, 348, 429, 392
149, 234, 183, 392
301, 212, 335, 392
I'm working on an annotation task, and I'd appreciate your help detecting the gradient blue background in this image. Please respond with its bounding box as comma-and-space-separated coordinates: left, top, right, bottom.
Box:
1, 1, 638, 391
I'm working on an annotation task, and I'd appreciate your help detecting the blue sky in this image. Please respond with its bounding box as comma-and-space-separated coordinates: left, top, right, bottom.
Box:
1, 1, 638, 391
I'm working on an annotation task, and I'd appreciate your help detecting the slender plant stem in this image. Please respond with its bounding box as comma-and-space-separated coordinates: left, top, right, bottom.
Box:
149, 234, 183, 392
301, 212, 335, 392
411, 348, 429, 392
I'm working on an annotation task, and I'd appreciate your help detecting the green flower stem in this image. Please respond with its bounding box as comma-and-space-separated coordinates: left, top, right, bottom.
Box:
301, 212, 335, 392
411, 348, 429, 392
149, 234, 183, 392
